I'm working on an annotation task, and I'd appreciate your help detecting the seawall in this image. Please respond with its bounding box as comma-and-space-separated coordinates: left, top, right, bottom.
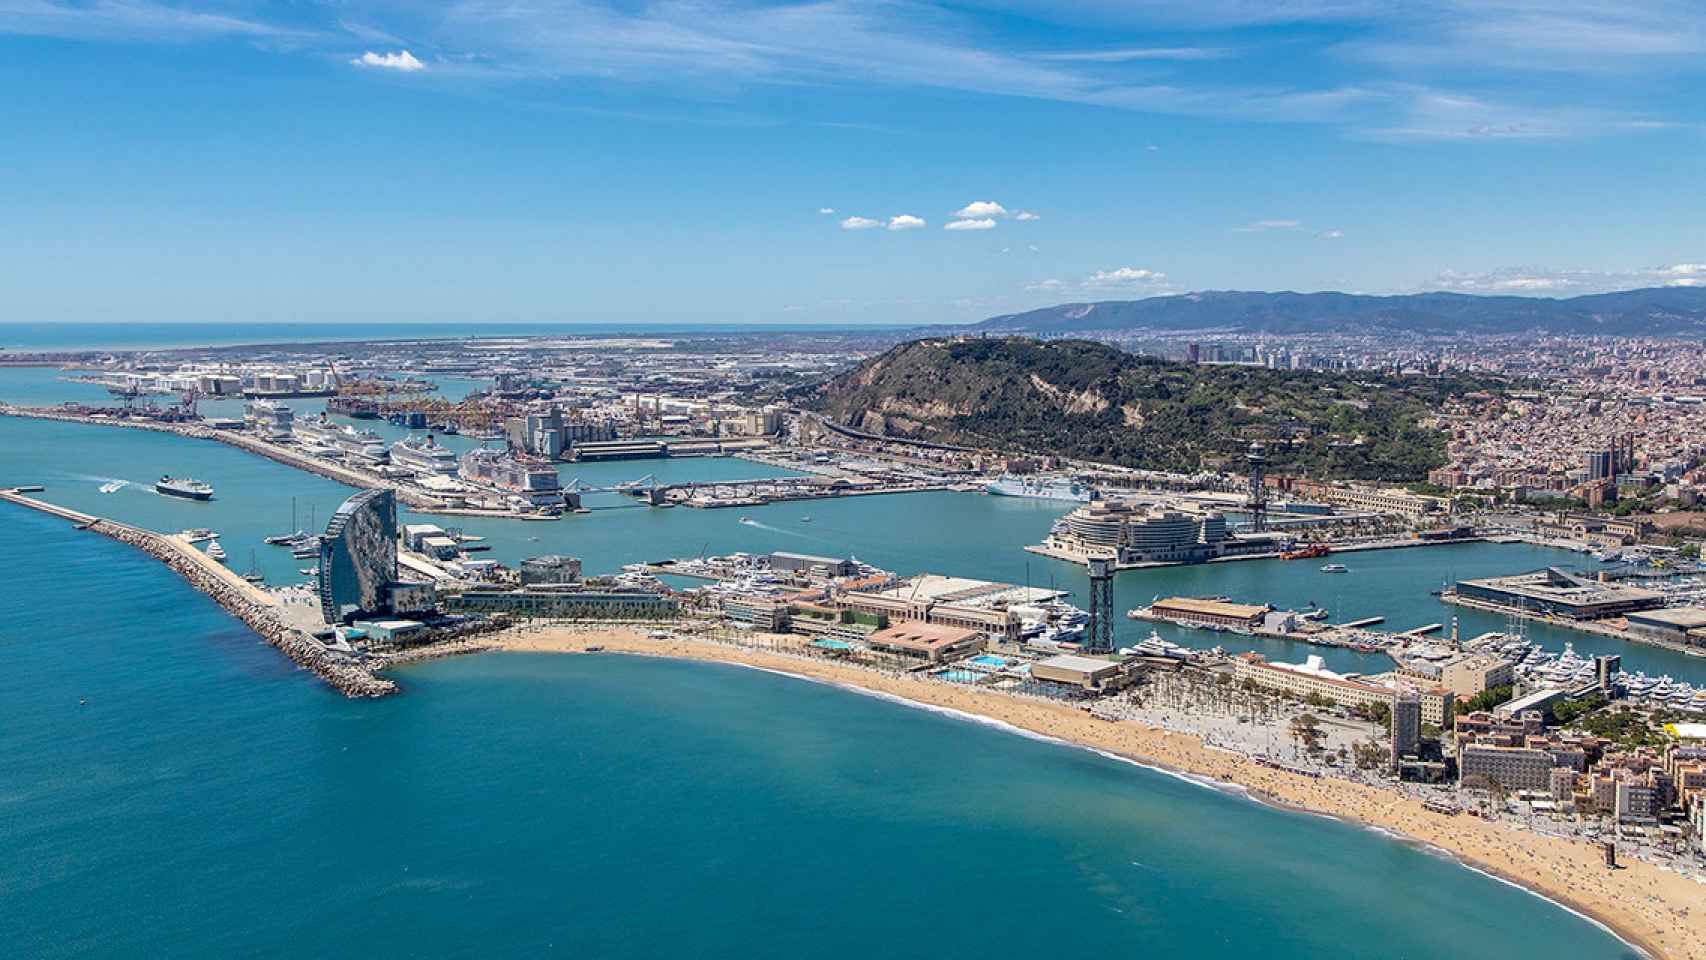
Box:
0, 488, 397, 698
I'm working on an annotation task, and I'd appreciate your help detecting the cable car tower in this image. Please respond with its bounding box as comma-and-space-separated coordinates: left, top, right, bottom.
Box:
1085, 556, 1116, 654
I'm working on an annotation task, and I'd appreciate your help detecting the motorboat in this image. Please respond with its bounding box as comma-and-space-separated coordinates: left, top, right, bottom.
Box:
1320, 563, 1348, 573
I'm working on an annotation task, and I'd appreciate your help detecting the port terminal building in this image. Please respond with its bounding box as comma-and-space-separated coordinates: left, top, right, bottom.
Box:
1452, 568, 1665, 620
1146, 596, 1270, 631
1039, 499, 1285, 567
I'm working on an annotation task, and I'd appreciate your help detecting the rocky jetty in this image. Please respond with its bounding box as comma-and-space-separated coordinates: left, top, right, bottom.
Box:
94, 520, 398, 698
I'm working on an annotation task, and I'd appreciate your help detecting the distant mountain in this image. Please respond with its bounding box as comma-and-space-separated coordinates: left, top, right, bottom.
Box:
804, 337, 1496, 480
975, 286, 1706, 336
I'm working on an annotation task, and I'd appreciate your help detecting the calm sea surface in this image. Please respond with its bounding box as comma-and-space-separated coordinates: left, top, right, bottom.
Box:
0, 508, 1640, 959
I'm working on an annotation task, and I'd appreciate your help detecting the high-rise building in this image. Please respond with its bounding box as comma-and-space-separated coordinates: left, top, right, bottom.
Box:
318, 489, 399, 624
1391, 689, 1422, 770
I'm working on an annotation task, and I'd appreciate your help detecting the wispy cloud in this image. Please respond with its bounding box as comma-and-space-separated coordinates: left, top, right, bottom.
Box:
1037, 46, 1229, 62
945, 218, 997, 231
839, 216, 882, 230
352, 50, 425, 72
0, 0, 296, 42
1317, 228, 1345, 239
1232, 218, 1302, 232
1428, 263, 1706, 294
1014, 210, 1041, 221
818, 207, 835, 215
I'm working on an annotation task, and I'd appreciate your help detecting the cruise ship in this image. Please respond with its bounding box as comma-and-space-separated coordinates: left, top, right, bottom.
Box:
333, 425, 389, 464
155, 476, 213, 500
985, 475, 1098, 502
390, 434, 459, 475
459, 447, 564, 508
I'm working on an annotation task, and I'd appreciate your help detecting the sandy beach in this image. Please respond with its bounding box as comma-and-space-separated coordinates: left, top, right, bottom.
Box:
472, 624, 1703, 960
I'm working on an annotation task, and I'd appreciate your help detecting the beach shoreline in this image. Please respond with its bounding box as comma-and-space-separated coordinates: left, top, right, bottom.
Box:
428, 624, 1703, 960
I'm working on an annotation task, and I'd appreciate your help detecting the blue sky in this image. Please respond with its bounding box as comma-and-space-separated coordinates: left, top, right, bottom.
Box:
2, 1, 1704, 325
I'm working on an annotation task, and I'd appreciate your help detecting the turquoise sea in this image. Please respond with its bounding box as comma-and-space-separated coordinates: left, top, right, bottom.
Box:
0, 507, 1641, 959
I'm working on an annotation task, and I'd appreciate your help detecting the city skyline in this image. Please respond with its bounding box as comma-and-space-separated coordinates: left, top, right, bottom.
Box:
3, 1, 1704, 325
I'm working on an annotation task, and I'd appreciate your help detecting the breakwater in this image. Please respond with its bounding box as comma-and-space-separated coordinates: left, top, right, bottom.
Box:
0, 488, 397, 698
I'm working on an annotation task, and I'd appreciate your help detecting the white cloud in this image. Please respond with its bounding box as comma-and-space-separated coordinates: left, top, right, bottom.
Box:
839, 216, 882, 230
1233, 218, 1302, 232
818, 207, 835, 215
1014, 211, 1041, 221
1665, 263, 1706, 276
945, 218, 997, 231
887, 214, 926, 231
1027, 244, 1040, 253
1086, 267, 1169, 287
1317, 229, 1345, 239
352, 50, 425, 72
1025, 278, 1066, 291
954, 200, 1009, 219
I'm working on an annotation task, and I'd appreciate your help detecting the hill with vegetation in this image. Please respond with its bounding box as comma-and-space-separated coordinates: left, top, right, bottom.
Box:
804, 337, 1498, 480
974, 286, 1706, 336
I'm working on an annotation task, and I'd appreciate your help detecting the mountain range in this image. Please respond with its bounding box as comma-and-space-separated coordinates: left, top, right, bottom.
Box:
974, 286, 1706, 336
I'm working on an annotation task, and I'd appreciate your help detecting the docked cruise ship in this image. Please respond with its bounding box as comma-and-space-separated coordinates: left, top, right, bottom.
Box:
985, 474, 1099, 502
390, 434, 459, 476
459, 447, 564, 508
292, 415, 388, 464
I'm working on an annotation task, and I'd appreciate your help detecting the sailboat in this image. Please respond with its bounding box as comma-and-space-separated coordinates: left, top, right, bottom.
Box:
243, 550, 265, 583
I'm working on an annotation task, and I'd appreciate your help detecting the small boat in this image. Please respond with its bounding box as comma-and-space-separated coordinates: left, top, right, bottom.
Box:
801, 516, 812, 523
1320, 563, 1348, 573
299, 567, 319, 576
98, 480, 126, 494
206, 541, 227, 562
1302, 607, 1330, 621
181, 528, 218, 543
156, 476, 214, 501
739, 516, 756, 525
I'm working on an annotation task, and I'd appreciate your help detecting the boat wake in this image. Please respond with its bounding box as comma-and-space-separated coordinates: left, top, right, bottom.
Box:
736, 517, 833, 543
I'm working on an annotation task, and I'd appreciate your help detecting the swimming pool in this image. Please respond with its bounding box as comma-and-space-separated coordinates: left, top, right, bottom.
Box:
970, 655, 1009, 668
933, 669, 984, 684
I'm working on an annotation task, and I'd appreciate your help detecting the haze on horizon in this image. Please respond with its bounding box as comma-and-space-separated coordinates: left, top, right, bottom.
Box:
3, 1, 1704, 326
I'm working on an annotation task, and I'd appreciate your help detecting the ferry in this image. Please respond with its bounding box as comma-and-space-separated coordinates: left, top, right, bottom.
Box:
1320, 563, 1348, 573
155, 476, 214, 501
985, 475, 1098, 503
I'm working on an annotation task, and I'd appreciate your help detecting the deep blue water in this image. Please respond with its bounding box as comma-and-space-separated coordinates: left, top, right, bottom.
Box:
0, 506, 1641, 959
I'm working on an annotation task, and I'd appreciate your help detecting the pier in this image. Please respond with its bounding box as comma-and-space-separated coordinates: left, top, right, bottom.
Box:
0, 487, 397, 697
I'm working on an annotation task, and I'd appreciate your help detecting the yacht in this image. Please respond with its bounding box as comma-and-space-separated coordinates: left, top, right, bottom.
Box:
156, 476, 214, 501
205, 541, 227, 562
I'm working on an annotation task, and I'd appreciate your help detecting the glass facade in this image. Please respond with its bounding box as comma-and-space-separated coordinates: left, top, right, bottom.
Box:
317, 489, 398, 624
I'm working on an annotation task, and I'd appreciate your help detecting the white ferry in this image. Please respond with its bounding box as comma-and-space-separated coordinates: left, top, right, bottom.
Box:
985, 475, 1098, 503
